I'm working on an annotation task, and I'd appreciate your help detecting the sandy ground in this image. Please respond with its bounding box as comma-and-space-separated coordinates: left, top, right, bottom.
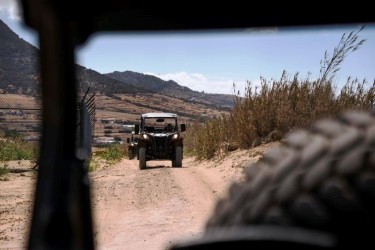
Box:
0, 142, 279, 250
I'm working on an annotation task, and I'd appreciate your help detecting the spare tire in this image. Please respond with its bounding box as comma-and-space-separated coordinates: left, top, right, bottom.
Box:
171, 111, 375, 249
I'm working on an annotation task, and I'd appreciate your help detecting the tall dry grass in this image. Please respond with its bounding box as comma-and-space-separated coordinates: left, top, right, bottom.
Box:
184, 26, 374, 159
185, 75, 375, 159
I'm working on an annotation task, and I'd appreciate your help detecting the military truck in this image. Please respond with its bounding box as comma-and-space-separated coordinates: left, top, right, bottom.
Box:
126, 132, 139, 160
135, 113, 186, 169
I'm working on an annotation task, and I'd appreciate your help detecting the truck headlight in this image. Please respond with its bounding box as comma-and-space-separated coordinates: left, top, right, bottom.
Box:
172, 134, 179, 139
142, 134, 149, 140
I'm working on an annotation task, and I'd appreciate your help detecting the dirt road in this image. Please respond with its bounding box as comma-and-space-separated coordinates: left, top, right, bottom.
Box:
0, 142, 278, 250
91, 157, 245, 250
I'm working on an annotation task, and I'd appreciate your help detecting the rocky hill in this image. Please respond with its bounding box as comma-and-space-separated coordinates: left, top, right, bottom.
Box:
0, 19, 146, 96
0, 19, 40, 95
106, 71, 235, 107
76, 67, 146, 94
0, 19, 234, 111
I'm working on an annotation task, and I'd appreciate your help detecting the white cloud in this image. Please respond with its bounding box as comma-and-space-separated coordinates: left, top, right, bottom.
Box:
0, 0, 22, 20
145, 71, 250, 95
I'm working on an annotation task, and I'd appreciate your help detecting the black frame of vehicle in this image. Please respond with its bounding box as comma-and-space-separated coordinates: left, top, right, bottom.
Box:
135, 113, 186, 169
18, 0, 374, 249
126, 132, 139, 160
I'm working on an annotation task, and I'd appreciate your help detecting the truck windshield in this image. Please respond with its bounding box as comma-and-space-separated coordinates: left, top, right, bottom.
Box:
143, 117, 177, 132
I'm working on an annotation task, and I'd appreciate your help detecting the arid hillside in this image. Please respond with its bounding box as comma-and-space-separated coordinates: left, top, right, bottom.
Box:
0, 19, 236, 109
0, 92, 230, 143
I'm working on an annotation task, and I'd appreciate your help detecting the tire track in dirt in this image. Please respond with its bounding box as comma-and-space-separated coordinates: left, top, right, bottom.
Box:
91, 158, 223, 250
0, 143, 277, 250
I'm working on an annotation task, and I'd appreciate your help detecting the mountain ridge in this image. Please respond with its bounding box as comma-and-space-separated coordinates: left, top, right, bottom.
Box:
0, 19, 234, 108
106, 70, 235, 107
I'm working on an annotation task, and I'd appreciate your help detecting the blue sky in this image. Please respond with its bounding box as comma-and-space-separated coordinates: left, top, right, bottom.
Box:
1, 0, 375, 95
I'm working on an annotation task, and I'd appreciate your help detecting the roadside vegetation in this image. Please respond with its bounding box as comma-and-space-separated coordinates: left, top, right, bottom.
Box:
0, 137, 38, 162
185, 26, 374, 159
0, 130, 38, 163
88, 157, 100, 172
0, 164, 9, 180
89, 144, 126, 171
0, 133, 38, 179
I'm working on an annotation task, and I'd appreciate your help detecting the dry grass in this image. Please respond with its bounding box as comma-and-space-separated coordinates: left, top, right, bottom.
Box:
185, 75, 374, 159
185, 26, 372, 159
0, 94, 40, 109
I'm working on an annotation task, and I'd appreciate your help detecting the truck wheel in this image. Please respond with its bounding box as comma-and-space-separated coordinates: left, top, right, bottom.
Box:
203, 111, 375, 248
173, 146, 182, 168
139, 147, 146, 170
128, 148, 134, 160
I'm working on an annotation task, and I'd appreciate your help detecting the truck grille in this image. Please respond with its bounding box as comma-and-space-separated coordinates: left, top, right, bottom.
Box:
152, 136, 169, 158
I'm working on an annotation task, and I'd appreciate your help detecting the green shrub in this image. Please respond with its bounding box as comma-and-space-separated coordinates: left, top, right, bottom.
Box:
95, 144, 125, 164
0, 140, 38, 161
0, 165, 9, 177
88, 158, 99, 172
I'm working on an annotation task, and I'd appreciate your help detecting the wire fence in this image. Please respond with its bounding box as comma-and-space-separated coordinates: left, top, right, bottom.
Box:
0, 94, 41, 170
0, 89, 95, 170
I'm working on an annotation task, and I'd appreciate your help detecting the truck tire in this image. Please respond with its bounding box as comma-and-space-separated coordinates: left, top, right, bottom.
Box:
128, 148, 134, 160
202, 111, 375, 248
173, 146, 183, 168
139, 147, 146, 170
